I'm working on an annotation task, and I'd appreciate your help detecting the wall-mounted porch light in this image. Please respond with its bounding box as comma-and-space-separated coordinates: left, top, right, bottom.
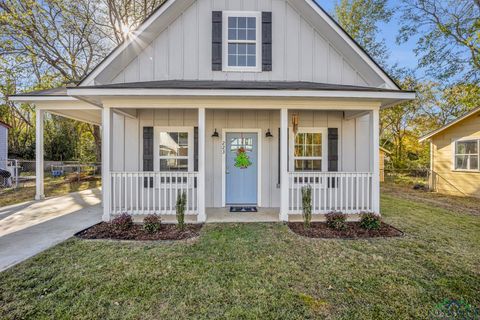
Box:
265, 129, 274, 138
212, 128, 220, 138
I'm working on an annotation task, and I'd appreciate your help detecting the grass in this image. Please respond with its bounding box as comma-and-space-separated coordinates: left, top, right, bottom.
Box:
0, 176, 101, 207
1, 195, 479, 319
382, 182, 480, 216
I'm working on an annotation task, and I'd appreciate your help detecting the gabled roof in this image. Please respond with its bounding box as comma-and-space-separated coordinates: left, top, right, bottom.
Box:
419, 106, 480, 142
78, 0, 401, 90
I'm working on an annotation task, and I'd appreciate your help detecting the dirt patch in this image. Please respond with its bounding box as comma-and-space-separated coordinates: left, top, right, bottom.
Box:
76, 223, 202, 241
288, 222, 403, 239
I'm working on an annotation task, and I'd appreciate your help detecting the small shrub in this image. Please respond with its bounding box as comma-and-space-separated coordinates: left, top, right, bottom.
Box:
360, 212, 381, 230
326, 212, 347, 230
143, 214, 161, 233
301, 185, 312, 228
176, 191, 187, 231
111, 213, 133, 231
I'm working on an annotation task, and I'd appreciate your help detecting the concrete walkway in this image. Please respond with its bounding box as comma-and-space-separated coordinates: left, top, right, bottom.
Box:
0, 188, 102, 272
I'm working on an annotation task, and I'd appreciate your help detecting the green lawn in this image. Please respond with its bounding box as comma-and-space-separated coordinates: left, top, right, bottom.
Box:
0, 176, 101, 207
1, 195, 479, 319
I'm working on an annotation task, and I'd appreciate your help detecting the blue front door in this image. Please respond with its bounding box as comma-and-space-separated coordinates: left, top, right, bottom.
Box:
226, 132, 258, 205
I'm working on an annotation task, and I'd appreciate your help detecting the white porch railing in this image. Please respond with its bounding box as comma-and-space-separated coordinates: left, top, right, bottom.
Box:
288, 172, 373, 214
110, 172, 198, 215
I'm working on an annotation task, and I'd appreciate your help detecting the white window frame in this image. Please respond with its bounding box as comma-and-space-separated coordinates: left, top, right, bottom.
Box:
154, 127, 194, 172
222, 11, 262, 72
453, 138, 480, 172
289, 127, 328, 172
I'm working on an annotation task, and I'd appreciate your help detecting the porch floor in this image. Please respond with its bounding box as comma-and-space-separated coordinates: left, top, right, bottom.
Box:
206, 208, 279, 223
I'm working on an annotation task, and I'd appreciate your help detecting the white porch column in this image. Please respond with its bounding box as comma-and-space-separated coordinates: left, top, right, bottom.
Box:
370, 108, 380, 214
102, 107, 112, 221
35, 109, 45, 200
197, 107, 206, 222
280, 108, 289, 221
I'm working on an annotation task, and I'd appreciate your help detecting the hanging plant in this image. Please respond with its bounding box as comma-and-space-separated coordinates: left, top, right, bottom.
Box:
234, 147, 252, 169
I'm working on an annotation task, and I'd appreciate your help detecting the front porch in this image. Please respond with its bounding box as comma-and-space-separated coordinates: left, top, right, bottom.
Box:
101, 104, 380, 223
29, 97, 381, 223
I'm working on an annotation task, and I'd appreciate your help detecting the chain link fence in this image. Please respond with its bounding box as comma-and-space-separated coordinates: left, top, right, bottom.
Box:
381, 168, 431, 190
0, 159, 101, 195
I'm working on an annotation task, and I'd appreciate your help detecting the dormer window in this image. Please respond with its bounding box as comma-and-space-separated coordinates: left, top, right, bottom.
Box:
223, 11, 262, 72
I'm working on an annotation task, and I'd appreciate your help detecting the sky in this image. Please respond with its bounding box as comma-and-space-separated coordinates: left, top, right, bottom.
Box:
315, 0, 420, 74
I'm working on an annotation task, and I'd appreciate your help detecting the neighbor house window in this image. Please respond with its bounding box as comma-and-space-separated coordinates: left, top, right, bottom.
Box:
223, 11, 261, 72
290, 128, 328, 172
155, 127, 194, 172
454, 139, 479, 171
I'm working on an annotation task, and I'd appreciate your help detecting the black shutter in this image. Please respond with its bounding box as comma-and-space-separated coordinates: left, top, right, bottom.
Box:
328, 128, 339, 172
262, 12, 272, 71
143, 127, 154, 188
212, 11, 222, 71
328, 128, 338, 188
194, 127, 199, 172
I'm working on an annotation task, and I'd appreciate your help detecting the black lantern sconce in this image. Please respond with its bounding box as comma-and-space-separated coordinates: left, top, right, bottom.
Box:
265, 129, 274, 138
212, 128, 220, 138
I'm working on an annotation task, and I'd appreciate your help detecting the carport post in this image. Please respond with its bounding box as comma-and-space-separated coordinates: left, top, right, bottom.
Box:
101, 107, 112, 221
35, 109, 45, 200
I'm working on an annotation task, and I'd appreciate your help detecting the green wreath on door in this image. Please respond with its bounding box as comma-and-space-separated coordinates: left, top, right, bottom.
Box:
234, 147, 252, 169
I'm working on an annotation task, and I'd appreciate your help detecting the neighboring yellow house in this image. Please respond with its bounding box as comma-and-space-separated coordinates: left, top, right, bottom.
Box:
420, 106, 480, 198
379, 147, 391, 182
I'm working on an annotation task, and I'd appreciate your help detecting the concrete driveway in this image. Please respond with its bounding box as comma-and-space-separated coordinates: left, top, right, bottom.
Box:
0, 188, 102, 272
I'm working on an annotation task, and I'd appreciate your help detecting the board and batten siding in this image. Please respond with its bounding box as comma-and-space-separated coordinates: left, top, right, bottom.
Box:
110, 108, 372, 208
107, 0, 370, 86
0, 125, 7, 169
430, 112, 480, 198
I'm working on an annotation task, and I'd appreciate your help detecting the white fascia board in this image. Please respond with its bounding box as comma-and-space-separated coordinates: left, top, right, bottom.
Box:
419, 106, 480, 142
302, 0, 399, 90
9, 96, 77, 102
67, 88, 416, 100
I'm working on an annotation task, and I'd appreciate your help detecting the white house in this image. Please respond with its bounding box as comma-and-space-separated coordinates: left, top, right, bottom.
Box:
10, 0, 415, 222
0, 121, 10, 170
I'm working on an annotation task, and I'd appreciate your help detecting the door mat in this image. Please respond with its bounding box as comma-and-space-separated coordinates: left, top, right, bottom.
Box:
230, 207, 258, 213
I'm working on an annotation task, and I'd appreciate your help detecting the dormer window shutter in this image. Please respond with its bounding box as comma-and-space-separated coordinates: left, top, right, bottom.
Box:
262, 12, 272, 71
212, 11, 223, 71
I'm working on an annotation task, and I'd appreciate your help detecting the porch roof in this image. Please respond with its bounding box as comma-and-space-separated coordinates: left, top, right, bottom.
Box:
74, 80, 411, 93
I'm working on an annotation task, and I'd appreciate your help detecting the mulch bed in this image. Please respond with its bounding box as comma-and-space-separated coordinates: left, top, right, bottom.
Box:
75, 223, 202, 241
288, 222, 403, 239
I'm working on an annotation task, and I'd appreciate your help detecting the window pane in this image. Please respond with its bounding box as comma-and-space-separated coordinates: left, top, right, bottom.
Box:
312, 160, 322, 171
238, 17, 246, 28
247, 17, 256, 28
306, 133, 313, 145
238, 29, 246, 40
247, 55, 256, 66
295, 160, 321, 171
238, 44, 247, 54
228, 55, 236, 66
160, 159, 188, 172
455, 155, 468, 169
456, 141, 478, 154
312, 145, 322, 157
471, 156, 479, 170
228, 17, 237, 28
312, 133, 322, 144
294, 145, 303, 157
247, 44, 256, 54
228, 29, 237, 40
238, 56, 246, 66
159, 132, 188, 157
247, 29, 256, 40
